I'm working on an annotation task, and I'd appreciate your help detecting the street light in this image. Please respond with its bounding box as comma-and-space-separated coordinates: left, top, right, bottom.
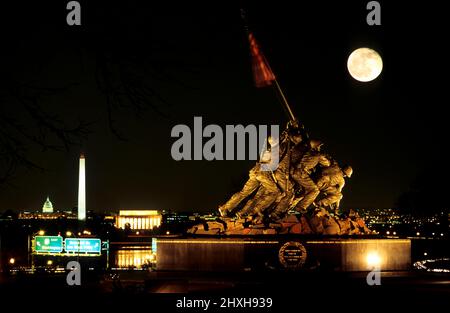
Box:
9, 258, 15, 265
38, 230, 45, 236
66, 231, 72, 237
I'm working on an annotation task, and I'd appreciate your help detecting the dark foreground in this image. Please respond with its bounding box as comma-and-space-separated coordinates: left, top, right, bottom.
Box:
1, 270, 450, 311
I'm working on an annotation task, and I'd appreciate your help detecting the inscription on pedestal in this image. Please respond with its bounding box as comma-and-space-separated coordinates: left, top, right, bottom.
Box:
278, 241, 307, 269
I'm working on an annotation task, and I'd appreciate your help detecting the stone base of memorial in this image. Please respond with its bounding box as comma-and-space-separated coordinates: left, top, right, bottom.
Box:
156, 236, 411, 272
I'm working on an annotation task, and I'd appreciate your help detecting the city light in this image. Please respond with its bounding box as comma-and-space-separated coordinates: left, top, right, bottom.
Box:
47, 260, 53, 266
9, 258, 15, 265
416, 232, 420, 236
366, 252, 381, 268
414, 258, 450, 273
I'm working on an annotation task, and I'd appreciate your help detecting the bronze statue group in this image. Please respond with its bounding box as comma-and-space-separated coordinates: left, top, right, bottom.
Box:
218, 120, 353, 226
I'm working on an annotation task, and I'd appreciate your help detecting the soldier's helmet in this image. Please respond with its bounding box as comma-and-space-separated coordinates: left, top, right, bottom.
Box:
287, 119, 300, 130
287, 128, 302, 144
268, 135, 279, 147
342, 165, 353, 178
309, 139, 323, 150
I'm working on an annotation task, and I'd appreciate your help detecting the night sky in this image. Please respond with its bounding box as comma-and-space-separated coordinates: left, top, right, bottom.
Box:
0, 1, 447, 213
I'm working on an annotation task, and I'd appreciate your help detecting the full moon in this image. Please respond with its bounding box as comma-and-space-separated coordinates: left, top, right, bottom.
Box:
347, 47, 383, 82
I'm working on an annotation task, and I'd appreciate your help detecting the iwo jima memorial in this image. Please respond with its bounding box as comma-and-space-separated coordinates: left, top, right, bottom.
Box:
157, 15, 411, 272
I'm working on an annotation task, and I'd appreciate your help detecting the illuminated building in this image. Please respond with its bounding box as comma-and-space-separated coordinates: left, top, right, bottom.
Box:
116, 210, 162, 230
18, 197, 76, 219
114, 248, 155, 269
42, 196, 54, 213
78, 153, 86, 221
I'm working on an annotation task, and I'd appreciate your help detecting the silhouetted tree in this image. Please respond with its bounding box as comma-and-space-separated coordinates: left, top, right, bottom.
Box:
0, 2, 191, 186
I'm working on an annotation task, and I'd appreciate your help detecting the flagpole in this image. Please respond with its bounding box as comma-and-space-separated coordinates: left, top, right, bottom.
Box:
273, 79, 296, 123
241, 8, 297, 124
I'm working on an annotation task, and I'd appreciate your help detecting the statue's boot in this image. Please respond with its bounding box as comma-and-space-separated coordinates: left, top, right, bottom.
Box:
269, 191, 294, 221
218, 206, 228, 217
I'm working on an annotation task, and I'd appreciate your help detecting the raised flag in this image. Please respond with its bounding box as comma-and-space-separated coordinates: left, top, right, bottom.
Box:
248, 32, 276, 87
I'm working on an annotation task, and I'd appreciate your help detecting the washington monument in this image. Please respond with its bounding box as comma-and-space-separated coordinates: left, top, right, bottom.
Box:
78, 153, 86, 221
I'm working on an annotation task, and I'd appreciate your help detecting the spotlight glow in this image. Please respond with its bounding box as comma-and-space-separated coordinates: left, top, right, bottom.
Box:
366, 252, 381, 268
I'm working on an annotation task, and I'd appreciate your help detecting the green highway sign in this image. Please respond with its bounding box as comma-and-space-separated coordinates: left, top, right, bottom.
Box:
65, 238, 101, 254
35, 236, 63, 253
